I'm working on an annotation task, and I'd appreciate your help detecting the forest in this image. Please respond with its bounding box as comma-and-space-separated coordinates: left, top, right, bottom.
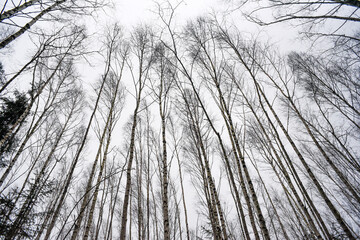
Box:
0, 0, 359, 239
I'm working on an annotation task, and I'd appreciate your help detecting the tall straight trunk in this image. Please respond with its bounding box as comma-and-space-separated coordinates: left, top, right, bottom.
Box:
70, 105, 108, 240
245, 52, 357, 238
5, 102, 75, 240
157, 70, 170, 239
254, 84, 332, 239
172, 184, 182, 240
94, 169, 109, 239
43, 44, 112, 239
218, 30, 341, 238
288, 97, 360, 204
145, 110, 152, 240
82, 57, 125, 240
129, 184, 133, 239
136, 138, 144, 240
285, 98, 357, 239
0, 34, 81, 187
244, 55, 356, 239
171, 125, 190, 240
105, 159, 126, 240
150, 178, 160, 240
176, 74, 251, 240
192, 32, 269, 239
199, 158, 220, 239
196, 129, 222, 240
232, 77, 325, 239
181, 90, 228, 239
216, 85, 268, 240
82, 125, 113, 240
247, 135, 290, 240
195, 123, 228, 240
120, 27, 151, 239
164, 22, 254, 238
271, 157, 309, 237
70, 57, 122, 240
119, 87, 143, 240
35, 188, 62, 240
160, 109, 170, 240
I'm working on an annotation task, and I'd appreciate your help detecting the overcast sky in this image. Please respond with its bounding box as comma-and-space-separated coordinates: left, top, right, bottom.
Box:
103, 0, 304, 55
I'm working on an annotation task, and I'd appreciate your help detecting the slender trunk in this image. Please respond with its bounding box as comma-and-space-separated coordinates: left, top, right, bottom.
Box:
5, 105, 74, 239
137, 140, 144, 240
146, 111, 151, 240
105, 160, 127, 240
120, 30, 151, 238
248, 146, 290, 240
172, 130, 190, 240
218, 92, 267, 240
82, 57, 125, 240
0, 37, 78, 186
119, 90, 143, 239
177, 80, 250, 240
94, 170, 109, 240
198, 38, 269, 239
290, 97, 360, 204
82, 126, 112, 240
233, 78, 325, 239
150, 178, 159, 240
261, 77, 355, 239
219, 31, 338, 238
196, 124, 227, 240
0, 43, 46, 94
43, 50, 110, 239
164, 26, 253, 239
254, 84, 332, 238
160, 103, 170, 240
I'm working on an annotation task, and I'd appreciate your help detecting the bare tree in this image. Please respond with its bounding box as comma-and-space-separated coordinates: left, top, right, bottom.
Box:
2, 73, 84, 240
40, 24, 116, 239
119, 25, 154, 240
216, 23, 358, 238
82, 43, 127, 240
0, 26, 86, 190
68, 25, 127, 240
148, 42, 176, 240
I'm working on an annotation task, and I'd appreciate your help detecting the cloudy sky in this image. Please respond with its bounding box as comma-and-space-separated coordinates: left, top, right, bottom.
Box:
93, 0, 303, 53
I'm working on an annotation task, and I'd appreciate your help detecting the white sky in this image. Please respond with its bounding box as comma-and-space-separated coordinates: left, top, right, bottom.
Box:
108, 0, 303, 54
115, 0, 218, 26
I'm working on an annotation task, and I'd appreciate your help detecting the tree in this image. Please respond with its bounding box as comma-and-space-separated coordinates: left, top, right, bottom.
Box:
216, 23, 358, 238
119, 25, 154, 240
149, 42, 176, 240
0, 25, 87, 189
0, 91, 27, 166
0, 56, 85, 239
70, 25, 128, 240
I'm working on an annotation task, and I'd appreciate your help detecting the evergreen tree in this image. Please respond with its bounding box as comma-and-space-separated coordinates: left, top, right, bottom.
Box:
0, 91, 28, 167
